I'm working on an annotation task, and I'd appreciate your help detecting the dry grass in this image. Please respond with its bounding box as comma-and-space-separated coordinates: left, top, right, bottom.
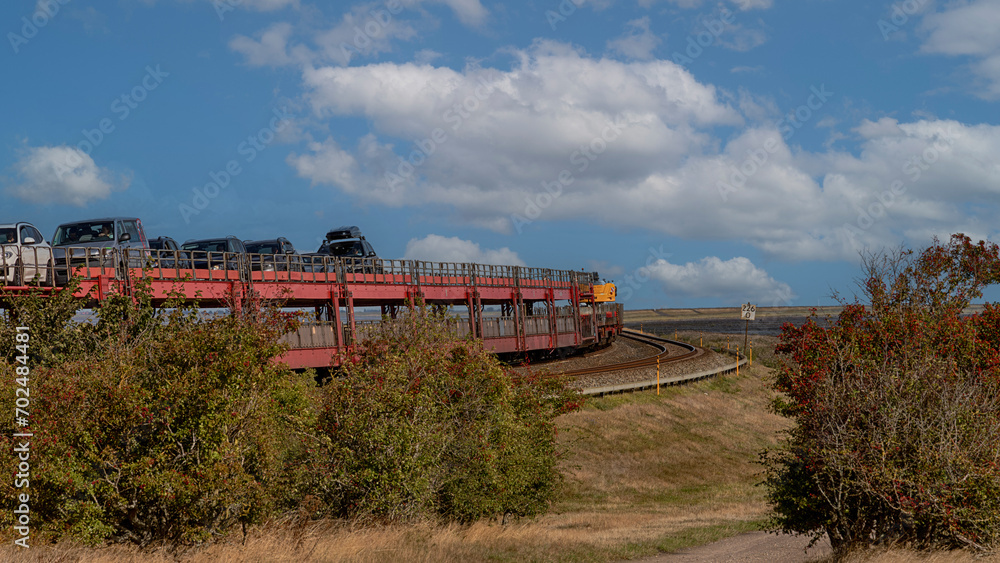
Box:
0, 518, 765, 562
0, 346, 790, 562
838, 548, 1000, 562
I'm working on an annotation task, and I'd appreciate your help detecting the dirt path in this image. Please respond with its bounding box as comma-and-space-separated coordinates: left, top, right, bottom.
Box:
637, 532, 832, 563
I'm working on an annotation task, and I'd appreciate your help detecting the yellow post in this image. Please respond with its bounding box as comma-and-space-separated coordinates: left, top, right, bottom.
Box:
727, 336, 730, 350
736, 346, 740, 377
749, 340, 753, 366
656, 356, 660, 395
700, 335, 703, 347
674, 330, 677, 340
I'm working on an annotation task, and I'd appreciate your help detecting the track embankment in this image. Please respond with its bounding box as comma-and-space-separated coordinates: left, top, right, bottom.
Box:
532, 330, 747, 395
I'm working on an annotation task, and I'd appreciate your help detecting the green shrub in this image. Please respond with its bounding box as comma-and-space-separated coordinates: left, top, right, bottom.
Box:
0, 280, 577, 546
300, 306, 580, 523
0, 282, 315, 545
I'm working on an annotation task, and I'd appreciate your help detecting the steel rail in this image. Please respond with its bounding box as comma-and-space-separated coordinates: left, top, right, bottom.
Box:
553, 329, 698, 377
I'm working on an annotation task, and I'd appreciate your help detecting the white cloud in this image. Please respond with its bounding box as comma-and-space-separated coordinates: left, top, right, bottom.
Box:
404, 234, 525, 265
427, 0, 489, 26
313, 3, 418, 66
290, 41, 742, 227
414, 48, 442, 64
229, 1, 488, 68
607, 17, 661, 60
288, 134, 403, 204
638, 0, 772, 11
921, 0, 1000, 56
167, 0, 298, 13
7, 145, 130, 206
642, 256, 795, 305
717, 22, 768, 52
920, 0, 1000, 99
283, 39, 1000, 263
229, 22, 308, 67
733, 0, 772, 10
242, 0, 298, 9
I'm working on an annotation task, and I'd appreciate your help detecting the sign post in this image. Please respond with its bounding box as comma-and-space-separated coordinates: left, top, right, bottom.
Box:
740, 303, 756, 354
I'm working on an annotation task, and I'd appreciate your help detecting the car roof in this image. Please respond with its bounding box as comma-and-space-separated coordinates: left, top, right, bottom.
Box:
56, 217, 141, 225
244, 238, 288, 244
326, 225, 363, 240
184, 236, 236, 243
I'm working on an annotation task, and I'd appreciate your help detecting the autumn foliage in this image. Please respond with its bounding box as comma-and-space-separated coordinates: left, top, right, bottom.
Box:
763, 235, 1000, 553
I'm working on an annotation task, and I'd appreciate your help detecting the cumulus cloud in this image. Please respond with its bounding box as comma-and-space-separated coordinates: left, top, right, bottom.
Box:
717, 21, 768, 52
608, 17, 661, 60
166, 0, 297, 13
288, 134, 403, 204
404, 234, 525, 265
920, 0, 1000, 99
230, 22, 310, 67
238, 0, 298, 10
638, 0, 772, 11
229, 1, 487, 68
278, 37, 1000, 263
7, 145, 130, 206
429, 0, 489, 26
313, 3, 418, 66
290, 41, 741, 232
642, 256, 795, 305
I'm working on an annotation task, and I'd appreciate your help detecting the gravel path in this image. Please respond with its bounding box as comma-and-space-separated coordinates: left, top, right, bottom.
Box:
638, 532, 831, 563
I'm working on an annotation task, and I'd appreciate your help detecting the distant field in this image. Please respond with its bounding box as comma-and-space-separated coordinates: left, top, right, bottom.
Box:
625, 304, 989, 325
624, 306, 843, 323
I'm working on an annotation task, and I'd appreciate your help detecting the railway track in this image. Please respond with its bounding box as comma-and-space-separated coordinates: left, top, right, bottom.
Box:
554, 329, 700, 377
545, 329, 748, 396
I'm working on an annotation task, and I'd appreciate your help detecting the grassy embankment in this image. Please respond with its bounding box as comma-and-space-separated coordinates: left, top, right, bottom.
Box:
2, 328, 790, 562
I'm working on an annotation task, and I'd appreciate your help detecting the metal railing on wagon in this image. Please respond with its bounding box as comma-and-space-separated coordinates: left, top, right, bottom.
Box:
35, 247, 590, 290
0, 245, 55, 286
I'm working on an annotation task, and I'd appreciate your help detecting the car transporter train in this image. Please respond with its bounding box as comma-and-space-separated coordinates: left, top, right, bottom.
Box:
1, 234, 622, 369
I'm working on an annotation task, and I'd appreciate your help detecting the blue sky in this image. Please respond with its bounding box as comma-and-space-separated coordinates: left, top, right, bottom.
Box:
3, 0, 1000, 309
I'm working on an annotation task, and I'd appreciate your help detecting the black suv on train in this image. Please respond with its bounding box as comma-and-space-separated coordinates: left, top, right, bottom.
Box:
180, 236, 247, 271
311, 225, 382, 274
244, 237, 302, 272
148, 236, 192, 269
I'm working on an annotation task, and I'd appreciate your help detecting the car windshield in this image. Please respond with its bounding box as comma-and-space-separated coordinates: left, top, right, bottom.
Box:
0, 228, 16, 244
245, 242, 282, 254
327, 241, 364, 257
149, 239, 170, 250
53, 222, 115, 246
181, 241, 228, 253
